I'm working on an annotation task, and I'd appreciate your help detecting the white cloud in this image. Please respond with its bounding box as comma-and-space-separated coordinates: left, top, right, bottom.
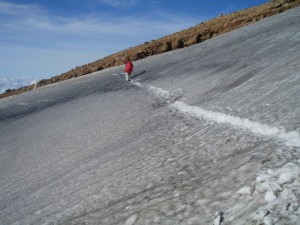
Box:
0, 1, 51, 31
94, 0, 137, 7
0, 1, 43, 16
3, 5, 194, 36
0, 1, 201, 44
0, 77, 37, 94
0, 1, 204, 81
83, 0, 161, 8
0, 1, 199, 37
56, 14, 197, 38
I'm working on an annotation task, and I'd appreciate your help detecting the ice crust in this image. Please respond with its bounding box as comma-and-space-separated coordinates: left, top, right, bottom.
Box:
1, 6, 300, 225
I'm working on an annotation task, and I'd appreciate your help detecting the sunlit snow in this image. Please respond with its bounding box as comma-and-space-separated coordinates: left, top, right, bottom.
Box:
0, 6, 300, 225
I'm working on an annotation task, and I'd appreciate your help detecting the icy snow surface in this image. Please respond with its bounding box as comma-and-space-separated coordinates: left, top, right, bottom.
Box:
1, 7, 300, 225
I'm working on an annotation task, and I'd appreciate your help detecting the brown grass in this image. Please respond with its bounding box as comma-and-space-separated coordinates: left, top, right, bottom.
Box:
1, 0, 299, 99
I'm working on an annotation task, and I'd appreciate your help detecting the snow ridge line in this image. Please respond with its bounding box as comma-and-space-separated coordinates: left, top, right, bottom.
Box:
172, 101, 300, 148
132, 82, 169, 98
132, 82, 300, 147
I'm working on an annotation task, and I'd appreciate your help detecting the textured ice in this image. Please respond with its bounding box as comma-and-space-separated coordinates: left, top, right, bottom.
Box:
0, 6, 300, 225
278, 172, 296, 184
172, 101, 300, 147
264, 191, 277, 202
230, 161, 300, 224
237, 187, 254, 195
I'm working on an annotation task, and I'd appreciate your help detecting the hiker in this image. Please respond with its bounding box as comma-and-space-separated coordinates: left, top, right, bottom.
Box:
124, 58, 134, 81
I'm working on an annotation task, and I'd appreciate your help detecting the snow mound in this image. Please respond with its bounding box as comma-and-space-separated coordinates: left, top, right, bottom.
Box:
132, 82, 183, 107
132, 82, 300, 148
237, 187, 254, 195
252, 162, 300, 224
217, 161, 300, 225
172, 101, 300, 147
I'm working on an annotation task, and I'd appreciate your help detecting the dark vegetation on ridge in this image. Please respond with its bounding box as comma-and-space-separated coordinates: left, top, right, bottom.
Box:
1, 0, 299, 99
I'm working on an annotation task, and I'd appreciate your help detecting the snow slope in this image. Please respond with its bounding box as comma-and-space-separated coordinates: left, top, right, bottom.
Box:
0, 7, 300, 225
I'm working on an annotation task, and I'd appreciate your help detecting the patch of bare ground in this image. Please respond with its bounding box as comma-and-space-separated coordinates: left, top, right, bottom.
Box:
1, 0, 299, 99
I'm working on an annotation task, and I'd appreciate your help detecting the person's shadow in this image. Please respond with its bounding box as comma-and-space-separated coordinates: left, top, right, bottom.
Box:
132, 70, 146, 79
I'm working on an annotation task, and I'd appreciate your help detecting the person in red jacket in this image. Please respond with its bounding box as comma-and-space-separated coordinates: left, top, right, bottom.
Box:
124, 58, 134, 81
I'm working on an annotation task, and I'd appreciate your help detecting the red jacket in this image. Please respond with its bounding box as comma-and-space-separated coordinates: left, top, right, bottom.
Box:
125, 61, 134, 74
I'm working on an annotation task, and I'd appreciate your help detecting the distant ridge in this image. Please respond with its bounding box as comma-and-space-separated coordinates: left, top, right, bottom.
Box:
1, 0, 300, 99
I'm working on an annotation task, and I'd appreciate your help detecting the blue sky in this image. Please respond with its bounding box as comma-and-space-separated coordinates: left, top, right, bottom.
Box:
0, 0, 268, 93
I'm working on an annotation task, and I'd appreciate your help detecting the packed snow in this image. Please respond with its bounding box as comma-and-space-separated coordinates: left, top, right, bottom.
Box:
131, 80, 300, 224
0, 6, 300, 225
171, 101, 300, 148
134, 82, 300, 148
